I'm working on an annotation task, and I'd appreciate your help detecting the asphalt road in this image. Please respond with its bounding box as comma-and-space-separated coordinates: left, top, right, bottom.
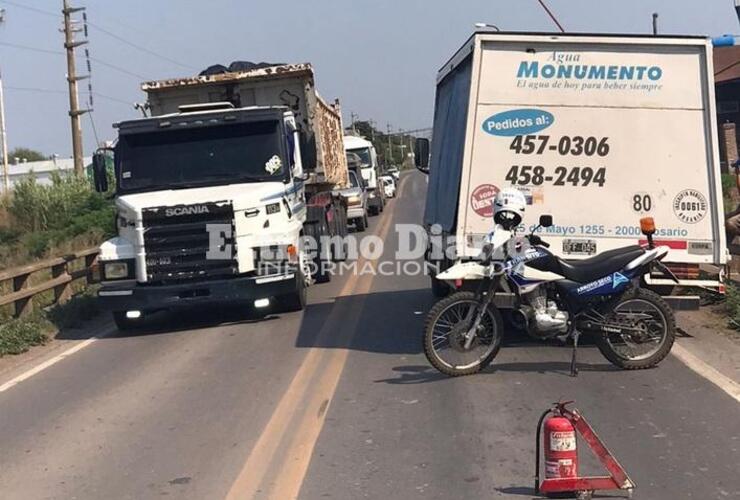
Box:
0, 172, 738, 500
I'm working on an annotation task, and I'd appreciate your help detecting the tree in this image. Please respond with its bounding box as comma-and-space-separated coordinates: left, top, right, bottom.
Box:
346, 119, 420, 169
8, 147, 47, 163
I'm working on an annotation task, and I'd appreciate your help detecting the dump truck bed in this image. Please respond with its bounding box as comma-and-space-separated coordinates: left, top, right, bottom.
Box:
142, 63, 348, 189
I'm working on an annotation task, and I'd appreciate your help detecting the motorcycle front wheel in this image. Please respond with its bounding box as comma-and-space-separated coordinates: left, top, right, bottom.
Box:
595, 288, 676, 370
423, 291, 504, 376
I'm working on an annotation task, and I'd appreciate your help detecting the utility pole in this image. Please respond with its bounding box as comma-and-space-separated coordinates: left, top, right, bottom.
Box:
652, 13, 659, 35
0, 70, 9, 194
350, 111, 358, 133
387, 123, 393, 165
0, 9, 9, 193
62, 0, 89, 176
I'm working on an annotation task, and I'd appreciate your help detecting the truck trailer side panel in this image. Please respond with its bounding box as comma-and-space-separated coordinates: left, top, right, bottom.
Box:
425, 54, 474, 233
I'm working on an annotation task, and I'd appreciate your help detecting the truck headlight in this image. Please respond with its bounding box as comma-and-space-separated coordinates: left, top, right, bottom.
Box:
347, 195, 362, 206
103, 260, 134, 280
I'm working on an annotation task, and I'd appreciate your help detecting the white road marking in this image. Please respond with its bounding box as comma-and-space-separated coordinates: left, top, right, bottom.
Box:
0, 327, 115, 393
672, 342, 740, 404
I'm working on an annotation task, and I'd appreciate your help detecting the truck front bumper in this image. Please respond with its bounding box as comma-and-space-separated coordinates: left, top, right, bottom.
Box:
97, 272, 299, 312
347, 206, 365, 219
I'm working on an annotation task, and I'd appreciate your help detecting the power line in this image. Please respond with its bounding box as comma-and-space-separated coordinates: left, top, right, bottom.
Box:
86, 21, 197, 71
5, 86, 133, 106
0, 0, 197, 71
87, 110, 100, 145
5, 86, 66, 94
89, 56, 148, 80
0, 41, 148, 80
92, 91, 133, 106
0, 0, 58, 18
535, 0, 565, 32
0, 40, 62, 55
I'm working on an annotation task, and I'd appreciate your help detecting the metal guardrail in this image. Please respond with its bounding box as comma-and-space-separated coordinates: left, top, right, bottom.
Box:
0, 248, 99, 318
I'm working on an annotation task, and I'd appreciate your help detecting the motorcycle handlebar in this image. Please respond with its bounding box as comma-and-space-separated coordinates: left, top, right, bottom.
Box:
527, 234, 550, 248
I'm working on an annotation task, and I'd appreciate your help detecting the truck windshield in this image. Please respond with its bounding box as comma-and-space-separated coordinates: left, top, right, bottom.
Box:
349, 170, 361, 188
346, 148, 371, 167
117, 120, 285, 193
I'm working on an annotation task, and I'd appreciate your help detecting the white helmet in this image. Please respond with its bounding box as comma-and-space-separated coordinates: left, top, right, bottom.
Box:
493, 188, 526, 229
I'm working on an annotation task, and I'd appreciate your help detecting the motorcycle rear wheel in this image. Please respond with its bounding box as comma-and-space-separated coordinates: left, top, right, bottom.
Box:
595, 288, 675, 370
423, 291, 504, 376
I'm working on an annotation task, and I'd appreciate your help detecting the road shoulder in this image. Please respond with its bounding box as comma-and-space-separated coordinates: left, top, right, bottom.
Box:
0, 314, 113, 388
674, 308, 740, 400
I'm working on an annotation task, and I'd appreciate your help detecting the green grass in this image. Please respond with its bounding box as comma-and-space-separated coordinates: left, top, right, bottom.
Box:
724, 282, 740, 330
0, 290, 102, 357
722, 173, 736, 198
0, 314, 52, 356
0, 172, 115, 269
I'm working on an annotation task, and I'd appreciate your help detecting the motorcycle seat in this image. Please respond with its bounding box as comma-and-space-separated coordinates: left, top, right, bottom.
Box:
556, 246, 645, 284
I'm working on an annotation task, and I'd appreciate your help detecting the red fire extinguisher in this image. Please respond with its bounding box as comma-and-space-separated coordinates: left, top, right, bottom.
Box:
535, 401, 636, 499
543, 414, 578, 480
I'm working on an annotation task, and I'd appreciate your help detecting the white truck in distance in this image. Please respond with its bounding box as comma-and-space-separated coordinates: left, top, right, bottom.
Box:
418, 32, 726, 299
92, 63, 349, 330
344, 135, 385, 215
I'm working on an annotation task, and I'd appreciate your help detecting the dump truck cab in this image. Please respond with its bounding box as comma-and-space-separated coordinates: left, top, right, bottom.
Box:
94, 62, 349, 329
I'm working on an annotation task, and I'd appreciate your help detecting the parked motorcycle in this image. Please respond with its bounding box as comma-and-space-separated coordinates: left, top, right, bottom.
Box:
423, 188, 677, 377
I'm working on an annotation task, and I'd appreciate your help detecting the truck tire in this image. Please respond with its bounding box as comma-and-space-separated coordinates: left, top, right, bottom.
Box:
338, 204, 349, 237
113, 311, 144, 332
280, 270, 307, 312
303, 220, 332, 283
331, 204, 349, 261
355, 214, 367, 232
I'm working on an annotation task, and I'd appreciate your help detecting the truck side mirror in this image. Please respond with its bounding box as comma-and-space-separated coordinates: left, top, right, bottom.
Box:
92, 151, 109, 193
415, 138, 430, 174
539, 214, 553, 228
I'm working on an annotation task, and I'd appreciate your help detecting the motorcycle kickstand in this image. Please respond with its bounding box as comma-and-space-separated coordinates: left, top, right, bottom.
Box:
570, 329, 580, 377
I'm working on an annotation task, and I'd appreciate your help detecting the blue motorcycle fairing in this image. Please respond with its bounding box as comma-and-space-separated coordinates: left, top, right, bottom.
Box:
572, 268, 637, 297
520, 244, 643, 300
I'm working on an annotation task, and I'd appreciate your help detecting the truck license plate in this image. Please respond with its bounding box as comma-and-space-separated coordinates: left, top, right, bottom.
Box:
563, 239, 597, 256
147, 256, 172, 266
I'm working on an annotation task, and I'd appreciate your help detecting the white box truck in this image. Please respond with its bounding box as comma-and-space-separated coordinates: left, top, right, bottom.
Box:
92, 63, 349, 329
343, 135, 385, 215
419, 32, 726, 298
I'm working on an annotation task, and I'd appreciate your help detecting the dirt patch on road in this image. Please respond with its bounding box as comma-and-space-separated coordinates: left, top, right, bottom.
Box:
686, 303, 740, 344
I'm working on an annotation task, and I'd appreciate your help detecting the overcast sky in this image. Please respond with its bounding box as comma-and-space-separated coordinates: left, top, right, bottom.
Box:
0, 0, 737, 157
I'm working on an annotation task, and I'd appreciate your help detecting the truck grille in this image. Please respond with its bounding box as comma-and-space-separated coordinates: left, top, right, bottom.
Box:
142, 202, 237, 283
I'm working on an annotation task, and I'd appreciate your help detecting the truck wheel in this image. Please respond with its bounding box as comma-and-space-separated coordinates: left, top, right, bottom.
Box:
338, 205, 349, 237
355, 215, 367, 232
113, 311, 144, 332
304, 220, 332, 283
280, 271, 307, 312
431, 275, 450, 298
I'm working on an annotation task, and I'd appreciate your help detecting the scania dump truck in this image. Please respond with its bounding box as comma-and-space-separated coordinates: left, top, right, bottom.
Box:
92, 63, 349, 329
